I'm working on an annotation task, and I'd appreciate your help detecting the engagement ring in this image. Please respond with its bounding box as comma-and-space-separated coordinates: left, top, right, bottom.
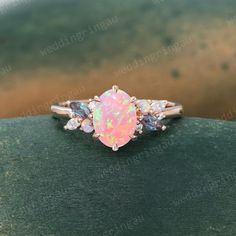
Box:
51, 86, 183, 151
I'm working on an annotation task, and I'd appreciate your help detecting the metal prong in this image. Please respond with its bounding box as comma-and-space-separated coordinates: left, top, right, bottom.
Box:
59, 100, 71, 106
112, 144, 119, 151
161, 125, 167, 131
94, 96, 100, 102
138, 115, 144, 121
149, 109, 154, 115
112, 85, 119, 92
136, 123, 143, 134
68, 111, 75, 118
62, 100, 71, 107
130, 135, 137, 141
93, 133, 100, 139
88, 113, 93, 119
130, 96, 137, 103
64, 125, 68, 130
158, 113, 166, 120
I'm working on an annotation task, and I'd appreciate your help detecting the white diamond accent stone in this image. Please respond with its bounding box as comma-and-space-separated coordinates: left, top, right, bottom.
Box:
136, 123, 143, 134
151, 100, 167, 113
136, 100, 151, 114
88, 101, 98, 112
65, 118, 80, 130
81, 118, 94, 133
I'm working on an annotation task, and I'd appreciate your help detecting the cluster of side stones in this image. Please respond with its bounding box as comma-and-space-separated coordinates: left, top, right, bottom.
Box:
136, 100, 167, 132
64, 98, 167, 135
63, 88, 169, 152
64, 101, 95, 133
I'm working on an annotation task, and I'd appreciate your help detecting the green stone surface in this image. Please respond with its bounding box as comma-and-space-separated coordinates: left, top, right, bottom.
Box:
0, 116, 235, 236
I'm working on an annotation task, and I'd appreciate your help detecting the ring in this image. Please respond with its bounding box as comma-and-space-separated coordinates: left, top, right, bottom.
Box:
51, 85, 183, 151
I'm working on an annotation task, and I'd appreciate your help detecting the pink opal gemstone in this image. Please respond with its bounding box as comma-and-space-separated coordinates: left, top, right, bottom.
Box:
93, 89, 137, 148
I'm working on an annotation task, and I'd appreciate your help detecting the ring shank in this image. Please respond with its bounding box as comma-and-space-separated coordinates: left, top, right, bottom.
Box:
51, 99, 183, 119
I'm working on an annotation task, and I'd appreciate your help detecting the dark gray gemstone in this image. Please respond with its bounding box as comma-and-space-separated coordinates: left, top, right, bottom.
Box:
70, 102, 90, 119
141, 115, 163, 131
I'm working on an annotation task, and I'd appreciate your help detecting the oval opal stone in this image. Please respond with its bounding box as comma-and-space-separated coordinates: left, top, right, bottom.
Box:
93, 89, 137, 148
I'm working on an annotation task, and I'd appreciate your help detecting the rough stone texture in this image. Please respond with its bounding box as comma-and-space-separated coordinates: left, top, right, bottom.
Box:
0, 116, 235, 236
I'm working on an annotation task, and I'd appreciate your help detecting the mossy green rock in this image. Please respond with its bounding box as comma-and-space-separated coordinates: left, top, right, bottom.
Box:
0, 116, 236, 236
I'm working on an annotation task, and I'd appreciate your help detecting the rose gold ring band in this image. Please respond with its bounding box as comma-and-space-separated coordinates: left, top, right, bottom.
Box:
51, 100, 183, 119
50, 85, 184, 151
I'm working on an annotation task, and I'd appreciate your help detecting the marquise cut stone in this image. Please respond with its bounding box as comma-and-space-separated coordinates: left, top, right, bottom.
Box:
65, 118, 80, 130
70, 102, 90, 119
136, 100, 151, 114
151, 101, 167, 113
93, 89, 137, 148
141, 115, 163, 131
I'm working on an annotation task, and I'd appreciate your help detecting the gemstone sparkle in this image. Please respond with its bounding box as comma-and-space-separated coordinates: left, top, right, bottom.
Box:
81, 119, 94, 133
65, 118, 80, 130
70, 102, 90, 119
136, 100, 151, 114
141, 115, 164, 131
93, 89, 137, 148
151, 100, 167, 113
